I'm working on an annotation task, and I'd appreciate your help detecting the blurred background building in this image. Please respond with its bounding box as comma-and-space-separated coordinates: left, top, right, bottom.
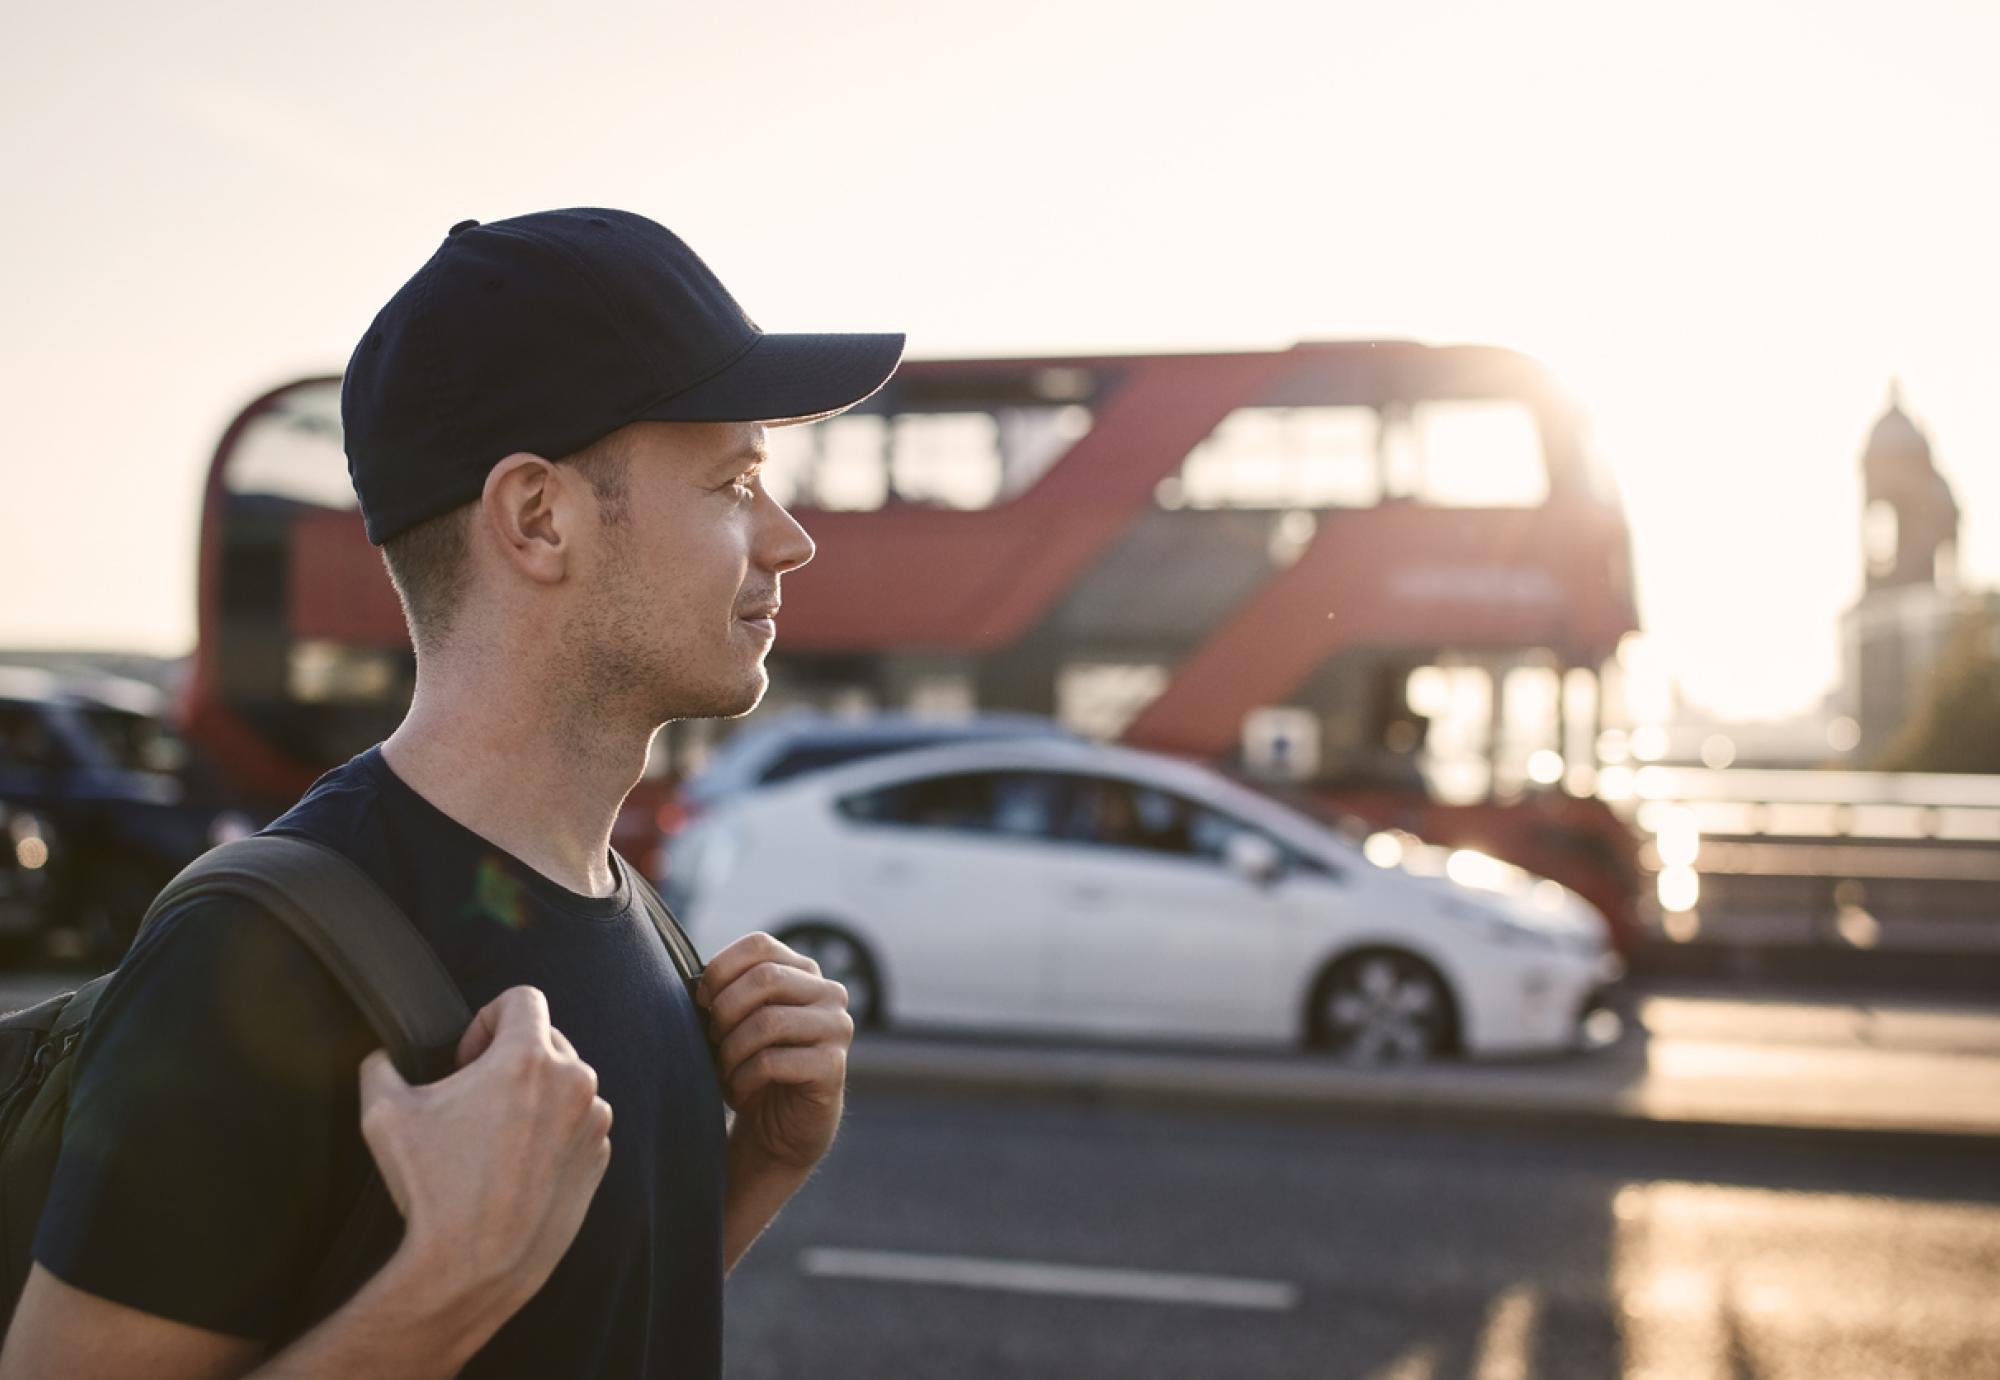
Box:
1839, 385, 1999, 767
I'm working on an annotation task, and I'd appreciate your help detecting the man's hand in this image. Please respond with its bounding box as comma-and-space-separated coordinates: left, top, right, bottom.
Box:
358, 986, 613, 1332
697, 932, 853, 1171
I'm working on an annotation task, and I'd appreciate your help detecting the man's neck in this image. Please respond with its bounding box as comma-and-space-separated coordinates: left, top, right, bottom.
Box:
380, 678, 648, 900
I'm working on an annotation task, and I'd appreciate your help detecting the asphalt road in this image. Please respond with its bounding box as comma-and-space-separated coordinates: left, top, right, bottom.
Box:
724, 1091, 2000, 1380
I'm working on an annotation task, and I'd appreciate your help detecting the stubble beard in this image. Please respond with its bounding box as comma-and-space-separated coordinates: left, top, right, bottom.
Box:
555, 592, 767, 751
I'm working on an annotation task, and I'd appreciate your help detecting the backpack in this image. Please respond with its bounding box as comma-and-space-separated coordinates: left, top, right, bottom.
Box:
0, 833, 704, 1341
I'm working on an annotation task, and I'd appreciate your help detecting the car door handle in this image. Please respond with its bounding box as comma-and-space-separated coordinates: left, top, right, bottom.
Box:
873, 859, 913, 883
1068, 883, 1107, 904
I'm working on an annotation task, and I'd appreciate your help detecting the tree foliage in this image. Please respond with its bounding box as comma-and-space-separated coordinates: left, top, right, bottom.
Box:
1877, 603, 2000, 773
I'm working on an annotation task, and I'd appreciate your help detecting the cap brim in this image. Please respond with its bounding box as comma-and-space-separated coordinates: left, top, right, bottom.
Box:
639, 331, 905, 427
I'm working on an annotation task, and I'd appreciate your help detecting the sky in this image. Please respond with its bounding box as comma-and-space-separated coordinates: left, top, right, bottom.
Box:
5, 0, 1997, 721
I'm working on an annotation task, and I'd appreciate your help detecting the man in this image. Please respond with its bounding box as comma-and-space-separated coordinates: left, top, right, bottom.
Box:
0, 208, 904, 1378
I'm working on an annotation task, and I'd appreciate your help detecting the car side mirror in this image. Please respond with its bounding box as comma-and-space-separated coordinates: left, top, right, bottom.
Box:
1224, 832, 1283, 887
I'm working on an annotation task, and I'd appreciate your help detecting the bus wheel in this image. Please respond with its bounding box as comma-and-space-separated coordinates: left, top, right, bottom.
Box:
776, 924, 884, 1030
1307, 950, 1457, 1064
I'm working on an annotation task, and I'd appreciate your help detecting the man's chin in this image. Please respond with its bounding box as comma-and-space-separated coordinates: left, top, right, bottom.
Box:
667, 668, 769, 723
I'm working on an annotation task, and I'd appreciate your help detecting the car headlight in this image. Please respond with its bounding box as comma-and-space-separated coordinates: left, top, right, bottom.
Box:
4, 809, 50, 876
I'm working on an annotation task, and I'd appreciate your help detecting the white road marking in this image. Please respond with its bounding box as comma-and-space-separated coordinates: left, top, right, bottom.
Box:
1369, 1343, 1442, 1380
1471, 1284, 1540, 1380
797, 1247, 1300, 1311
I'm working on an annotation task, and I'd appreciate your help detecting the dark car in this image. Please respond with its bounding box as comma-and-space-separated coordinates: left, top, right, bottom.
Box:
0, 667, 262, 960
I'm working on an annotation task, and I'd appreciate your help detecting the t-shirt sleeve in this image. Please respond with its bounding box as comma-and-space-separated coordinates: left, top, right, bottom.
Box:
33, 896, 376, 1340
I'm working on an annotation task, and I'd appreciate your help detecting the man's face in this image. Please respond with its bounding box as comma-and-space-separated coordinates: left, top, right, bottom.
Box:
564, 420, 814, 725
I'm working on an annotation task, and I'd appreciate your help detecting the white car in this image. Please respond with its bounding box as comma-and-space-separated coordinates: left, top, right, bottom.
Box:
666, 739, 1624, 1060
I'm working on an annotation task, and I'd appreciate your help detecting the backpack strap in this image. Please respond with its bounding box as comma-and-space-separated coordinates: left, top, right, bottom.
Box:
137, 835, 474, 1340
140, 834, 470, 1084
616, 852, 706, 996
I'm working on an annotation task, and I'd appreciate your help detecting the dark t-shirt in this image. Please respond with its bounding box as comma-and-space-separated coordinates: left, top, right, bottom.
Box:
34, 746, 727, 1378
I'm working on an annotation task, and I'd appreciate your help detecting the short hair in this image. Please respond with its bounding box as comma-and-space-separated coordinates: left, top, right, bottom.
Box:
381, 432, 632, 653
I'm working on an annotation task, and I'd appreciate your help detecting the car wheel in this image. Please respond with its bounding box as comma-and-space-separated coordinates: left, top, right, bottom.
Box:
777, 925, 884, 1029
1309, 950, 1456, 1064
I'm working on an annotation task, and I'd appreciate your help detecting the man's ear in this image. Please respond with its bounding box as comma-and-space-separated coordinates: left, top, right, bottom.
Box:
479, 452, 575, 586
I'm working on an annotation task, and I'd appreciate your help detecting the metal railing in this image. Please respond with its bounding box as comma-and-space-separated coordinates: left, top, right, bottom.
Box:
1624, 768, 2000, 951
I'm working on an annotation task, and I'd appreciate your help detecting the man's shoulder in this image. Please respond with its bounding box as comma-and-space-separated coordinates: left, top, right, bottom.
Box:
93, 885, 373, 1076
125, 736, 395, 1002
258, 746, 393, 859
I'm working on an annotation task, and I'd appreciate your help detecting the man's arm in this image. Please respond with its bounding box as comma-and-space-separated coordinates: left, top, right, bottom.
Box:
2, 1241, 487, 1380
696, 933, 854, 1273
722, 1134, 818, 1276
0, 987, 613, 1380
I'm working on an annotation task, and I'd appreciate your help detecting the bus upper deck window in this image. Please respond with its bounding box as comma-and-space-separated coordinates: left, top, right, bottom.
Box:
1178, 406, 1379, 510
1411, 400, 1549, 508
222, 382, 357, 510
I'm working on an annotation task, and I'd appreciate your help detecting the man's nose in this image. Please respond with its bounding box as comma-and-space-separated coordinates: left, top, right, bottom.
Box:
759, 494, 815, 574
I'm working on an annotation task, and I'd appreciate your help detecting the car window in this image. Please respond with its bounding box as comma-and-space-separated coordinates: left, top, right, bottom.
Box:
1064, 775, 1329, 875
1065, 777, 1199, 856
838, 770, 1070, 841
0, 703, 62, 768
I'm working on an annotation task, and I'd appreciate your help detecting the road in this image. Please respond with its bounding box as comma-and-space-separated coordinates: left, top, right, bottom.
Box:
725, 1092, 2000, 1379
724, 988, 2000, 1378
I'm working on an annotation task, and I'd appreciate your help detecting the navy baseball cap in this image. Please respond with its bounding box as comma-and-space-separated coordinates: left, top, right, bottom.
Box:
341, 208, 905, 545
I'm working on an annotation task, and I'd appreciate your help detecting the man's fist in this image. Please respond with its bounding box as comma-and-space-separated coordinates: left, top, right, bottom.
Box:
696, 933, 853, 1171
358, 986, 612, 1320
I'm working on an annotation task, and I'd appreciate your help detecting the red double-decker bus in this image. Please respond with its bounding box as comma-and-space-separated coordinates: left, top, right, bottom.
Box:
181, 340, 1645, 946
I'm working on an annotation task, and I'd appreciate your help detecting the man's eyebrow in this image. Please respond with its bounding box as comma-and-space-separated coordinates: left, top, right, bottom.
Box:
710, 444, 767, 478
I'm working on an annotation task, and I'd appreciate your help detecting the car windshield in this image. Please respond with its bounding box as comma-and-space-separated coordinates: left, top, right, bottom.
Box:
760, 739, 941, 785
76, 707, 191, 774
755, 725, 1075, 788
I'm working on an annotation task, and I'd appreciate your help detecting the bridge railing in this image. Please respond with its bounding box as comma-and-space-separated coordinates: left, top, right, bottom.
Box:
1625, 767, 2000, 951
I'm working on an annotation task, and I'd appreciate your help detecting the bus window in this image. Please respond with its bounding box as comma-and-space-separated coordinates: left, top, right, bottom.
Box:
223, 382, 352, 509
1057, 661, 1169, 740
1173, 400, 1548, 511
1410, 399, 1548, 508
1406, 663, 1493, 805
288, 640, 404, 704
891, 413, 1003, 508
769, 414, 890, 511
767, 405, 1092, 511
1176, 406, 1380, 510
1495, 663, 1563, 795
